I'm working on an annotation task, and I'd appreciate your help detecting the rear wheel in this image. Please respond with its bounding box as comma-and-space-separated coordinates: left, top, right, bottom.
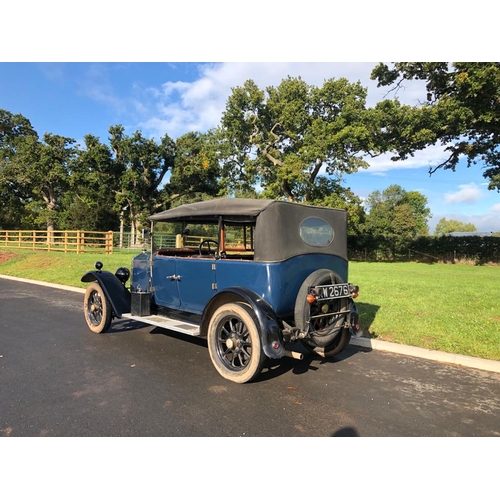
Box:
84, 282, 112, 333
207, 303, 264, 383
294, 269, 350, 358
301, 329, 351, 358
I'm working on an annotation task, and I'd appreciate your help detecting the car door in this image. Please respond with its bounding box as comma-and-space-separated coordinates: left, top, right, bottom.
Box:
175, 258, 216, 314
151, 255, 181, 308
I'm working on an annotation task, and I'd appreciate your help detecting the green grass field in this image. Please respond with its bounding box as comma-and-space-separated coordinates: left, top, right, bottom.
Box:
349, 262, 500, 361
1, 249, 499, 361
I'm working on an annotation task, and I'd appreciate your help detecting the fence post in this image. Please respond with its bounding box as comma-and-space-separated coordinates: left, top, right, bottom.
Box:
176, 234, 183, 248
106, 231, 113, 254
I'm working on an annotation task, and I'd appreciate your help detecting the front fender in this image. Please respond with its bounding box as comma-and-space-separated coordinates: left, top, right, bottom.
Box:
201, 286, 286, 359
81, 271, 131, 318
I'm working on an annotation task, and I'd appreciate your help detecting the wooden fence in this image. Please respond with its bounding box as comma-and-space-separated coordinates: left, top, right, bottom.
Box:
0, 230, 114, 254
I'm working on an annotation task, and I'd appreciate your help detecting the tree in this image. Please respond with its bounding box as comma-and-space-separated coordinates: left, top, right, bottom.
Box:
2, 131, 77, 231
109, 125, 176, 243
363, 185, 431, 251
0, 109, 38, 160
62, 134, 123, 231
371, 62, 500, 191
164, 131, 221, 206
0, 109, 38, 228
217, 76, 385, 205
434, 218, 478, 236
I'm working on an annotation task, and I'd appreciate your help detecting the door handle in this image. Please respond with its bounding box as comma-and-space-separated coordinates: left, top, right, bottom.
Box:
166, 275, 181, 280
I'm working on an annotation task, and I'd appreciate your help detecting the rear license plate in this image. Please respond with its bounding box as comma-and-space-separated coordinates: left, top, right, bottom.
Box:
314, 284, 352, 300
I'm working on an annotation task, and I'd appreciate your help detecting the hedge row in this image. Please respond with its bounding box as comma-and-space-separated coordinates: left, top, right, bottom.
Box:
347, 235, 500, 264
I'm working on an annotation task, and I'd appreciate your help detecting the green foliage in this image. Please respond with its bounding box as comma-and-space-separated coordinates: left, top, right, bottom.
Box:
1, 126, 77, 230
165, 131, 221, 206
109, 124, 175, 231
362, 184, 431, 251
65, 134, 123, 231
217, 76, 384, 204
0, 109, 38, 160
434, 217, 478, 236
371, 62, 500, 190
306, 177, 365, 234
349, 233, 500, 264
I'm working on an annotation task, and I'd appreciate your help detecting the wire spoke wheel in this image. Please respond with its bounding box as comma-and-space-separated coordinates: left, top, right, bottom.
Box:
208, 303, 264, 383
216, 317, 253, 370
84, 282, 112, 333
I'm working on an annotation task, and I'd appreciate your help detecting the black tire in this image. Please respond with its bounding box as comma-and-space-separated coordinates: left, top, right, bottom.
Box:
207, 303, 265, 383
294, 269, 350, 358
84, 282, 112, 333
302, 329, 351, 358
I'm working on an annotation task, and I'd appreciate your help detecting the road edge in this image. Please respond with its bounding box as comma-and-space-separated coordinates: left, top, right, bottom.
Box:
2, 273, 500, 375
350, 337, 500, 374
0, 274, 85, 294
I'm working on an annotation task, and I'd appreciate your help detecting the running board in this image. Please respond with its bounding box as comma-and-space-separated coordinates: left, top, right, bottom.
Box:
121, 313, 201, 336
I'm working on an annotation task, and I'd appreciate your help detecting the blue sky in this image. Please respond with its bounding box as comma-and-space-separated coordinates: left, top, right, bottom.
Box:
2, 61, 499, 233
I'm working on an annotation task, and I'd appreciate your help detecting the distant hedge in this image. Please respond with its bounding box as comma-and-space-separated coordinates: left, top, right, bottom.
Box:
348, 235, 500, 264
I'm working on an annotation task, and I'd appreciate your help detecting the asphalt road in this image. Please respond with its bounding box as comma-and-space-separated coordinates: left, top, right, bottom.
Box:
1, 277, 500, 437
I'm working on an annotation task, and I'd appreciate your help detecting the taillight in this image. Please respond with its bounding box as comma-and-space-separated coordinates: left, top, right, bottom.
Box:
306, 294, 316, 304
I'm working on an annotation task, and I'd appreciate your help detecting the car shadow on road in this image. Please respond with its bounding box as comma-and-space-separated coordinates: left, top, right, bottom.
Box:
148, 325, 208, 348
258, 342, 370, 382
107, 321, 209, 349
107, 318, 152, 333
117, 323, 377, 383
356, 302, 380, 337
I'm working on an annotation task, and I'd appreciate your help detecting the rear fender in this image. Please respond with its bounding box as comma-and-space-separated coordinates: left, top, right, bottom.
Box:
349, 300, 361, 336
81, 271, 131, 318
201, 286, 285, 359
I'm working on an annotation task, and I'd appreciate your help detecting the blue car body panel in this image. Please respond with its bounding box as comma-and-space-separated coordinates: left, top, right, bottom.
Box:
145, 253, 348, 318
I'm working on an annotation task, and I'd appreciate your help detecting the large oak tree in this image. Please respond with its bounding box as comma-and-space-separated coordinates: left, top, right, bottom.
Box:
217, 76, 386, 211
371, 62, 500, 191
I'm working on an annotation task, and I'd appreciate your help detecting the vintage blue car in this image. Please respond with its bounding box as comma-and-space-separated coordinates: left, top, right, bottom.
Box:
82, 198, 360, 383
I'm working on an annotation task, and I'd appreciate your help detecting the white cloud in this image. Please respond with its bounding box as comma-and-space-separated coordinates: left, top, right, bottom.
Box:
137, 62, 429, 140
444, 183, 485, 204
365, 144, 450, 174
430, 211, 500, 233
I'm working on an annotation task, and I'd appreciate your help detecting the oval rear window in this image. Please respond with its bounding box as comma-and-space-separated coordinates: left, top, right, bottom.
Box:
299, 217, 334, 247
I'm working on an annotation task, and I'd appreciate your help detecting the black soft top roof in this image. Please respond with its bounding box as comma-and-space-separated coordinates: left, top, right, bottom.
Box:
150, 198, 348, 262
150, 198, 275, 223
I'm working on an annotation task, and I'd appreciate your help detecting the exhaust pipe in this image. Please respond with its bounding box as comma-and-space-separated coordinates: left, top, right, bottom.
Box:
284, 350, 304, 360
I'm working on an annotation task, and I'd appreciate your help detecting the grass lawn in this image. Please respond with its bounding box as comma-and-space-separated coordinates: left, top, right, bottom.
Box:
0, 249, 135, 288
349, 262, 500, 361
1, 250, 499, 361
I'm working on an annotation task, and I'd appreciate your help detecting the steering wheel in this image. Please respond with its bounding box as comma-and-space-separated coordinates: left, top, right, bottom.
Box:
199, 239, 219, 256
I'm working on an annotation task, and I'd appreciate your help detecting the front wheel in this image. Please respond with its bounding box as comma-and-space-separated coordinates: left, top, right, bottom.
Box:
207, 303, 265, 383
84, 282, 112, 333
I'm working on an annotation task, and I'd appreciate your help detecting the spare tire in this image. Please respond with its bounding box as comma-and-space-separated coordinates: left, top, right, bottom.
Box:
294, 269, 351, 357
